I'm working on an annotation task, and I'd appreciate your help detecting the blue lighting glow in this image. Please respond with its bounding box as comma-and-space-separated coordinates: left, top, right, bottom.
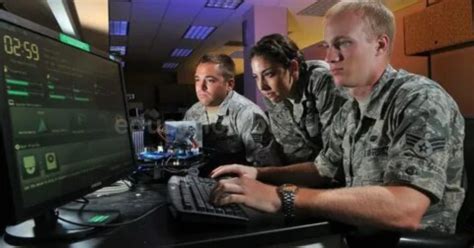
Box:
183, 25, 216, 40
162, 62, 179, 69
109, 21, 128, 36
110, 46, 127, 56
205, 0, 244, 9
171, 48, 193, 57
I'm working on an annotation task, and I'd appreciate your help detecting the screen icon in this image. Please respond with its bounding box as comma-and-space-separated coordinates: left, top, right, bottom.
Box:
22, 155, 39, 179
45, 152, 59, 172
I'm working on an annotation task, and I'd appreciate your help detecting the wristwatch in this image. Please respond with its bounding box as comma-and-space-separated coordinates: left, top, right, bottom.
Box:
277, 184, 299, 222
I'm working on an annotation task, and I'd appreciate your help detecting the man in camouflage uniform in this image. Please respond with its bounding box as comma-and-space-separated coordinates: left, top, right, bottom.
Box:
314, 64, 465, 233
209, 2, 464, 235
251, 34, 347, 164
184, 54, 281, 173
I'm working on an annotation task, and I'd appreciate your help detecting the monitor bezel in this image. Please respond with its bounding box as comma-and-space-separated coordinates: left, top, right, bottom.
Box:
0, 10, 136, 225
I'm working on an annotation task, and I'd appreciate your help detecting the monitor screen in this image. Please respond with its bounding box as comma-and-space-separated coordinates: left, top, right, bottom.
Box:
0, 9, 135, 231
165, 121, 203, 150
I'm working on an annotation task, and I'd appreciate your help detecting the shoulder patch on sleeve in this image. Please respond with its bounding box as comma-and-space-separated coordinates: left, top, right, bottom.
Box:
250, 113, 271, 146
406, 133, 446, 157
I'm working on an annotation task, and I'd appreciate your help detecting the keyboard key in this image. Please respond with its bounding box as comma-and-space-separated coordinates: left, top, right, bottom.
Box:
167, 175, 249, 225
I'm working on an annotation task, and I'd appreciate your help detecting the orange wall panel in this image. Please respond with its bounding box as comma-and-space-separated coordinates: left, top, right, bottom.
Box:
391, 0, 429, 77
404, 0, 474, 55
431, 46, 474, 116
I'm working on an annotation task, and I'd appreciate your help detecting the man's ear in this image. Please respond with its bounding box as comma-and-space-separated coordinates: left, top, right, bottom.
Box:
227, 78, 235, 90
376, 34, 390, 56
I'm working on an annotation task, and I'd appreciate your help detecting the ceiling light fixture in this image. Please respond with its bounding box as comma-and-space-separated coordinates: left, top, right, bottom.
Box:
205, 0, 244, 9
109, 21, 128, 36
47, 0, 78, 37
162, 62, 179, 69
110, 46, 127, 56
171, 48, 193, 57
183, 25, 216, 40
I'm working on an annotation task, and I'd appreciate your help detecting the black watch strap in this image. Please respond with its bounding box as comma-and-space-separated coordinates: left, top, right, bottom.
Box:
277, 184, 298, 223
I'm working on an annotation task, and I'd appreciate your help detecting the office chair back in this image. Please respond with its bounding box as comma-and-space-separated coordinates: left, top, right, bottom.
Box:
456, 117, 474, 233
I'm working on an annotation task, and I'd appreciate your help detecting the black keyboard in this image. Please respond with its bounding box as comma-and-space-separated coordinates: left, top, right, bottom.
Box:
167, 175, 249, 224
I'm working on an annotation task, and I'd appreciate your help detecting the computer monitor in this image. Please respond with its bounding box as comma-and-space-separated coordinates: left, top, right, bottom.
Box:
0, 10, 135, 243
165, 121, 203, 150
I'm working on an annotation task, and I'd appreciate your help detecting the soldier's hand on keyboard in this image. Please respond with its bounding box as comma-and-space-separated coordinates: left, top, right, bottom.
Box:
210, 177, 281, 213
210, 164, 258, 180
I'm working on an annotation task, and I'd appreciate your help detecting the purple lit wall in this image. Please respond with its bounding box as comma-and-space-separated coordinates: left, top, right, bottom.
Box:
243, 5, 287, 110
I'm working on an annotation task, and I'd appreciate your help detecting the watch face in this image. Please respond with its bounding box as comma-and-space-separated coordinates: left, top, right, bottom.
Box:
281, 184, 298, 193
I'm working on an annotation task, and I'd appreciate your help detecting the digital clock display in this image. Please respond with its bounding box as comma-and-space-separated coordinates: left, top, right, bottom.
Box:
3, 34, 40, 61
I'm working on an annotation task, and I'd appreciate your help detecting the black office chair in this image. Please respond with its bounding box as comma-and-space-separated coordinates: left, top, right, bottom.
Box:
397, 117, 474, 248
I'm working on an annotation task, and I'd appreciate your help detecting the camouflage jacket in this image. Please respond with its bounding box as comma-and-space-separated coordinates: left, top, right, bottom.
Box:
315, 65, 465, 233
265, 60, 347, 164
184, 90, 281, 167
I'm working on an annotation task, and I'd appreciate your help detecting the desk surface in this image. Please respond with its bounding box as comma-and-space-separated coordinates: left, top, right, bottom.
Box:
0, 182, 341, 247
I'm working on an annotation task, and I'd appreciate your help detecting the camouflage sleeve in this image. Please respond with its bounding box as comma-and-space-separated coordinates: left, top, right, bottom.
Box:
383, 90, 461, 203
237, 108, 282, 166
312, 70, 348, 144
183, 108, 192, 121
314, 104, 347, 179
183, 105, 195, 121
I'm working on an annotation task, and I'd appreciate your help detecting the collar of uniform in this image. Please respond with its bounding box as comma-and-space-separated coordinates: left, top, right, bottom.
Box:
361, 65, 397, 120
193, 102, 206, 115
263, 96, 276, 109
216, 90, 234, 116
264, 95, 289, 120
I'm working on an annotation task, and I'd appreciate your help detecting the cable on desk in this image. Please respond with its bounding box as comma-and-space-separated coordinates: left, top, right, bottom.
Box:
131, 166, 155, 180
57, 202, 169, 228
161, 166, 188, 174
121, 179, 133, 189
73, 197, 90, 204
65, 197, 89, 213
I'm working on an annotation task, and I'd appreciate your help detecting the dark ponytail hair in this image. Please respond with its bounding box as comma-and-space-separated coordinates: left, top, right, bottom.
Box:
250, 33, 307, 73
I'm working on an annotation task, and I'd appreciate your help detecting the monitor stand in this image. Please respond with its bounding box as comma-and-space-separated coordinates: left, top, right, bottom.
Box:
4, 208, 120, 245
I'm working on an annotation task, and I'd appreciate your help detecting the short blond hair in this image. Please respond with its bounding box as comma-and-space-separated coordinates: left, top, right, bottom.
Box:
325, 1, 395, 54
